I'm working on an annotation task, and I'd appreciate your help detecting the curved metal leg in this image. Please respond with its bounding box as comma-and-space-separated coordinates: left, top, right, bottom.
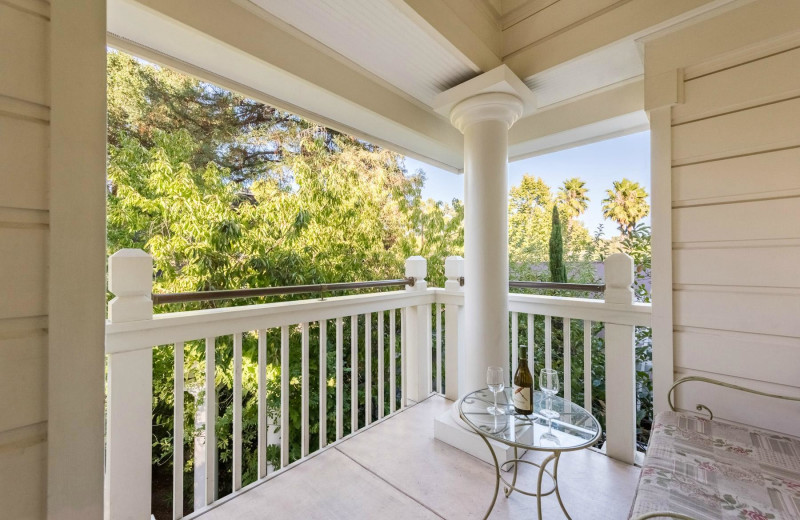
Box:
504, 445, 519, 498
552, 452, 571, 520
475, 429, 501, 520
536, 452, 557, 520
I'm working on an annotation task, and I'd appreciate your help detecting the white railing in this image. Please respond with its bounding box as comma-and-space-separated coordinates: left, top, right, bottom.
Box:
104, 250, 650, 519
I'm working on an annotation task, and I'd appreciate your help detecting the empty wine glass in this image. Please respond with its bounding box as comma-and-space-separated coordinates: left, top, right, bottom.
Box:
486, 366, 505, 416
539, 369, 560, 445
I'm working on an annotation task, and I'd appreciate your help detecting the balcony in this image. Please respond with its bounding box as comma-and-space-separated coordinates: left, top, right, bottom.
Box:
104, 249, 651, 519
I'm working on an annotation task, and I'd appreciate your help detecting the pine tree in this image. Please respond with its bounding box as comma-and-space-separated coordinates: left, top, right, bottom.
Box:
549, 205, 568, 283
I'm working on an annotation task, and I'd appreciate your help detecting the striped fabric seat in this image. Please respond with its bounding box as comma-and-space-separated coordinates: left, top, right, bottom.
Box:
631, 411, 800, 519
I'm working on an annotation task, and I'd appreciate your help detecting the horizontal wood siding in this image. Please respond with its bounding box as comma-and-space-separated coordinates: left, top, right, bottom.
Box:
669, 30, 800, 432
0, 2, 49, 517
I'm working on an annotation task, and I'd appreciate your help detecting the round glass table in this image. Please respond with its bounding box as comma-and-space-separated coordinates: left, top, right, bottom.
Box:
458, 388, 601, 520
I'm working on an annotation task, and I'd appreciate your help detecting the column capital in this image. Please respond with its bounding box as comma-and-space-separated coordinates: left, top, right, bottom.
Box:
433, 65, 535, 133
450, 92, 524, 133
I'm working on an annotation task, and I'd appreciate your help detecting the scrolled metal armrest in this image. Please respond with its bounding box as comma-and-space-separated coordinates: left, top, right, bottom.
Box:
667, 376, 800, 421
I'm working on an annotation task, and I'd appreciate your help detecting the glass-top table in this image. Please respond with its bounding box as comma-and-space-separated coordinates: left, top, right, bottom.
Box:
458, 388, 602, 520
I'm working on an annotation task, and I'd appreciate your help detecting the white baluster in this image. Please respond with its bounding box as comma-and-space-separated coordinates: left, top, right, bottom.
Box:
319, 320, 328, 449
257, 329, 267, 478
563, 319, 571, 403
545, 315, 552, 371
280, 326, 289, 468
365, 314, 372, 425
390, 310, 397, 413
603, 253, 637, 464
205, 337, 216, 504
527, 314, 535, 389
335, 317, 344, 440
377, 312, 385, 419
350, 315, 358, 434
511, 312, 519, 377
173, 342, 184, 520
301, 323, 310, 457
232, 332, 243, 491
583, 320, 592, 414
435, 303, 442, 395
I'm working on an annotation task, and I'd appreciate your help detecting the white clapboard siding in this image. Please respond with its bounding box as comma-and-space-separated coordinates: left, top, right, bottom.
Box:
0, 4, 48, 105
672, 96, 800, 164
0, 116, 48, 210
672, 147, 800, 205
0, 228, 47, 320
0, 331, 46, 432
666, 34, 800, 435
0, 426, 47, 519
673, 198, 800, 244
674, 328, 800, 388
673, 288, 800, 338
674, 46, 800, 124
674, 246, 800, 288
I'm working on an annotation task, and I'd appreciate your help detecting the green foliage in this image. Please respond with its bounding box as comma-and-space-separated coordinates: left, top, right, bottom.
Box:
548, 206, 568, 283
107, 51, 464, 512
556, 177, 589, 219
601, 178, 650, 236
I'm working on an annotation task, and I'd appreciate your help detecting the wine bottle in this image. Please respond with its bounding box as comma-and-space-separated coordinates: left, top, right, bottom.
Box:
513, 347, 534, 415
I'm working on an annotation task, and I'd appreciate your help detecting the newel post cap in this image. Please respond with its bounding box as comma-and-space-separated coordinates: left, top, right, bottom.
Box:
444, 256, 464, 292
405, 256, 427, 291
108, 249, 153, 322
604, 253, 634, 304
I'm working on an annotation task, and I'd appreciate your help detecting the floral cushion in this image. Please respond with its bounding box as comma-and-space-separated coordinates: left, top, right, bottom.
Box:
631, 411, 800, 520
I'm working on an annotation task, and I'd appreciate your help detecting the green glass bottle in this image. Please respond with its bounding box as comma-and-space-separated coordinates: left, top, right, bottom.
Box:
513, 347, 534, 415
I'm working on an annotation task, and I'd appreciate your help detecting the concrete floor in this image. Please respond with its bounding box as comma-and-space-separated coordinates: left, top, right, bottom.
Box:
199, 396, 640, 519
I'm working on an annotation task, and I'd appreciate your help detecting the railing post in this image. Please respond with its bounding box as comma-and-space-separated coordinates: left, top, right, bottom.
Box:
444, 256, 464, 401
404, 256, 429, 404
105, 249, 154, 519
603, 252, 637, 464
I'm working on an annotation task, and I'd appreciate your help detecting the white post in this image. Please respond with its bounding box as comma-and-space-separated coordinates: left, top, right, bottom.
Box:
603, 253, 637, 464
444, 256, 465, 401
404, 256, 429, 403
455, 93, 523, 392
105, 249, 154, 520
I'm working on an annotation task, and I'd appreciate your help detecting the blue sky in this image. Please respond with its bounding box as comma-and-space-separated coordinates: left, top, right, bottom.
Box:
405, 131, 651, 238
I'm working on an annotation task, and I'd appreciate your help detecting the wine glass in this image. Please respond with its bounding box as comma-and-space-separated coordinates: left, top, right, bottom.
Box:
486, 366, 505, 416
539, 369, 560, 445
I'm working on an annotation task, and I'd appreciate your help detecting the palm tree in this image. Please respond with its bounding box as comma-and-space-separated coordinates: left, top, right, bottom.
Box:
556, 177, 590, 219
602, 179, 650, 236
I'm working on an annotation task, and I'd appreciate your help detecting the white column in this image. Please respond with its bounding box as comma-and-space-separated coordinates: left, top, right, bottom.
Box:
603, 253, 637, 464
106, 249, 154, 520
404, 256, 429, 403
451, 93, 524, 392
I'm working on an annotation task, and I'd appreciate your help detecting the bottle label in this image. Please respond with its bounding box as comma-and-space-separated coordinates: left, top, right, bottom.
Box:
513, 385, 532, 414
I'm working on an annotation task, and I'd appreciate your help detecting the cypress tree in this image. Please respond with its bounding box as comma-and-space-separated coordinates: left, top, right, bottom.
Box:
549, 205, 568, 283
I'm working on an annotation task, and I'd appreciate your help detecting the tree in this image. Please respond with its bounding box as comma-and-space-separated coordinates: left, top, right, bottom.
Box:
548, 205, 568, 283
601, 178, 650, 236
556, 177, 589, 219
107, 52, 464, 514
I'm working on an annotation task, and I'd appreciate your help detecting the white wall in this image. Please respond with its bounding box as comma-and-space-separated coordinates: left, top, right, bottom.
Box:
645, 0, 800, 435
0, 0, 107, 518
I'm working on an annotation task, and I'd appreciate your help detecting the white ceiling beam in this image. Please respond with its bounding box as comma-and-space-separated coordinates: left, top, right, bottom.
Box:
509, 78, 647, 161
396, 0, 503, 73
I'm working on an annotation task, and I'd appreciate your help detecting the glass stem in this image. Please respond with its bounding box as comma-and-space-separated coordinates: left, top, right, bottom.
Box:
494, 391, 498, 413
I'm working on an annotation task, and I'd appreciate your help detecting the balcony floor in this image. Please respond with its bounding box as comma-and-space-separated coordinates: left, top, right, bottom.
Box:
199, 395, 640, 519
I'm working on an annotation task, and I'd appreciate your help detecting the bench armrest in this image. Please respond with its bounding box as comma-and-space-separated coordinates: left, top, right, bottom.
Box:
667, 376, 800, 420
